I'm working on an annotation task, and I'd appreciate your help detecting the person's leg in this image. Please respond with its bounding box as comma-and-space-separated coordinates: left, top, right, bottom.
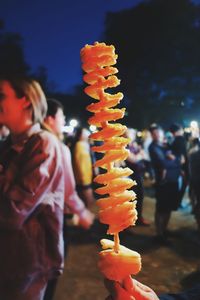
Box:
0, 275, 48, 300
134, 175, 144, 220
43, 278, 58, 300
133, 173, 150, 226
78, 186, 95, 208
193, 186, 200, 235
155, 210, 171, 237
154, 209, 172, 246
63, 214, 69, 257
154, 184, 172, 245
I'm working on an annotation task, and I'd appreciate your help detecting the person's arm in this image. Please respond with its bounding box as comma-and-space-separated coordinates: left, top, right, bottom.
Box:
62, 144, 94, 229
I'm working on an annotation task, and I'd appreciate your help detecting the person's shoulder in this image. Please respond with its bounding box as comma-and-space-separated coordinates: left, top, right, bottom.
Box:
149, 141, 157, 150
60, 141, 71, 156
148, 141, 153, 148
39, 129, 59, 143
29, 129, 61, 153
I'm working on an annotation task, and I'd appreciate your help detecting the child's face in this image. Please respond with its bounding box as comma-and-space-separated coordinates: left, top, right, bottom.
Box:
0, 81, 29, 131
54, 108, 66, 135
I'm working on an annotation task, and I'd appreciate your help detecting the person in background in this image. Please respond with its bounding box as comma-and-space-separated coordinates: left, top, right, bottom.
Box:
188, 137, 200, 237
71, 126, 96, 207
125, 128, 150, 226
141, 129, 154, 182
188, 137, 200, 156
43, 98, 94, 230
0, 76, 65, 300
0, 124, 10, 150
149, 124, 182, 246
105, 276, 200, 300
0, 124, 9, 140
43, 98, 95, 300
169, 123, 189, 209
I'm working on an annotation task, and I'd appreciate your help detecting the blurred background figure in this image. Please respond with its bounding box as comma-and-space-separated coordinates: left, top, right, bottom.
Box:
0, 124, 10, 149
140, 129, 155, 184
188, 137, 200, 238
71, 126, 96, 208
125, 128, 150, 226
44, 98, 95, 227
169, 123, 189, 210
43, 99, 95, 300
142, 129, 152, 161
0, 77, 65, 300
44, 98, 65, 141
149, 124, 182, 246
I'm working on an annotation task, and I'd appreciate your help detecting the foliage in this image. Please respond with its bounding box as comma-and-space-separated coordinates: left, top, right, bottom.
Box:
0, 23, 30, 77
104, 0, 200, 128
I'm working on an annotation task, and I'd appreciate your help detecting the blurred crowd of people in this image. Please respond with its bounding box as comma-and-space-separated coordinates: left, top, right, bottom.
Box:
63, 119, 200, 246
0, 78, 95, 300
0, 75, 200, 299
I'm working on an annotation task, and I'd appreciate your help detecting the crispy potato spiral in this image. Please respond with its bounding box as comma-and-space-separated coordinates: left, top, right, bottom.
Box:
81, 42, 141, 281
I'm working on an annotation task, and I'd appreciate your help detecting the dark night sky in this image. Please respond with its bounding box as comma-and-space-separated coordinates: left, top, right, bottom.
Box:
1, 0, 145, 93
2, 0, 200, 93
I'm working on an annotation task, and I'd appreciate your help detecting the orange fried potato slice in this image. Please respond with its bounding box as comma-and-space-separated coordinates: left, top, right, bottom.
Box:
99, 202, 138, 234
94, 149, 129, 168
94, 167, 133, 184
91, 137, 130, 152
99, 239, 141, 281
88, 108, 125, 126
96, 190, 136, 209
90, 123, 127, 140
83, 66, 118, 85
95, 178, 136, 195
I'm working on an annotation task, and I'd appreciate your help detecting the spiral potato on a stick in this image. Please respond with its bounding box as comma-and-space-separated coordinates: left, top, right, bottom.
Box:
80, 42, 141, 282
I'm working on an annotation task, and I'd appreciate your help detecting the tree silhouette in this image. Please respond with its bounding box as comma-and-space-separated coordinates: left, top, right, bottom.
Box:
104, 0, 200, 128
0, 20, 58, 94
0, 21, 30, 77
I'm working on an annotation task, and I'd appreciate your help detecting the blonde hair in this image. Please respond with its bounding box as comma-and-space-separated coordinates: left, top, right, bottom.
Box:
23, 80, 47, 123
1, 77, 47, 124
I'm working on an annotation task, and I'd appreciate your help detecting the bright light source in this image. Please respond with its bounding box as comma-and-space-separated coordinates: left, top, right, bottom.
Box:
184, 127, 191, 133
190, 121, 199, 138
62, 125, 74, 134
69, 119, 78, 127
89, 125, 97, 132
190, 120, 198, 128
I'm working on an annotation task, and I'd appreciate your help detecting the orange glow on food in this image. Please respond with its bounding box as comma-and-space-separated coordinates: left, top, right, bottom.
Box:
81, 41, 141, 281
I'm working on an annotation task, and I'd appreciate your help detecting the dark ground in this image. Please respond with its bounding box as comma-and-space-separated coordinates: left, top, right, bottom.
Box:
54, 186, 200, 300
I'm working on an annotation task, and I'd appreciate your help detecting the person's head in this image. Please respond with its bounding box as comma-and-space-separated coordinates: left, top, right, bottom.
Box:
0, 76, 47, 133
44, 98, 65, 139
73, 127, 90, 143
0, 124, 10, 140
169, 123, 184, 136
149, 123, 164, 143
125, 128, 137, 142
